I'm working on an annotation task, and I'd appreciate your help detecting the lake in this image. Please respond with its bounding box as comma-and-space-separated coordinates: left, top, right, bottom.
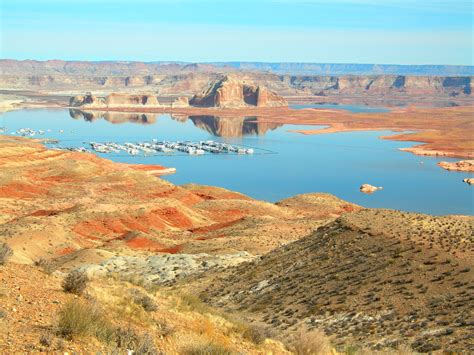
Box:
1, 108, 472, 215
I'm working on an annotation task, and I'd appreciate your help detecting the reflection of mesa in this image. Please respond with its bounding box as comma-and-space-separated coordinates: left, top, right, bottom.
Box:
69, 109, 283, 137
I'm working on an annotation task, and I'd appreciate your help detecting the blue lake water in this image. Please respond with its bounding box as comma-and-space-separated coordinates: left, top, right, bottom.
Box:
1, 108, 472, 216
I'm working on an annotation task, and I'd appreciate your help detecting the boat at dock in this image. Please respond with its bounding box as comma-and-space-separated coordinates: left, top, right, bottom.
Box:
63, 140, 257, 156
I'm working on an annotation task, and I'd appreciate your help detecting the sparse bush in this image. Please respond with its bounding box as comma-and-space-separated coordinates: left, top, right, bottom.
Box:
34, 258, 55, 274
56, 299, 114, 342
183, 342, 233, 355
39, 333, 52, 347
130, 289, 158, 312
242, 324, 269, 345
0, 243, 13, 265
114, 327, 157, 354
156, 319, 175, 338
62, 270, 88, 295
292, 329, 333, 355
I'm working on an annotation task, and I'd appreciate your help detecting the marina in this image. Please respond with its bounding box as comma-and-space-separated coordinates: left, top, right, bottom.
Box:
54, 140, 258, 156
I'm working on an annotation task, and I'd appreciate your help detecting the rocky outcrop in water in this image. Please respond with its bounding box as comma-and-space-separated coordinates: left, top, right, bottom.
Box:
438, 160, 474, 172
463, 178, 474, 185
190, 76, 288, 108
360, 184, 383, 194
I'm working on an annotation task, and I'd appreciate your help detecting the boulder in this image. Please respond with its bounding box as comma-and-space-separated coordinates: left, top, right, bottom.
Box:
438, 160, 474, 172
360, 184, 383, 194
462, 178, 474, 185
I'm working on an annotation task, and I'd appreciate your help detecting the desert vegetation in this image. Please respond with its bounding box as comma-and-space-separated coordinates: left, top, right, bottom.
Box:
0, 243, 12, 265
61, 270, 89, 295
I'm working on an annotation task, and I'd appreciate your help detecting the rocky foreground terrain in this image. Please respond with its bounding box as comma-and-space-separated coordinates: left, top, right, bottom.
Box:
186, 210, 473, 352
0, 132, 473, 353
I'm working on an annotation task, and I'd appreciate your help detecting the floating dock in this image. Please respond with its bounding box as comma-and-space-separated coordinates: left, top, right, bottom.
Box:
56, 140, 260, 156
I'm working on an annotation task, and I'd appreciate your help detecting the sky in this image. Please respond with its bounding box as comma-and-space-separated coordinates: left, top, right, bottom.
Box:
0, 0, 472, 65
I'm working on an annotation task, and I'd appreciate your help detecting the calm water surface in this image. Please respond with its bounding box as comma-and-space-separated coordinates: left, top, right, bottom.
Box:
1, 108, 472, 215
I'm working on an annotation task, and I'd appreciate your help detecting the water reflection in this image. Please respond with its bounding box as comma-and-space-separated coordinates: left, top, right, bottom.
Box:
69, 109, 283, 137
69, 109, 157, 125
180, 115, 283, 137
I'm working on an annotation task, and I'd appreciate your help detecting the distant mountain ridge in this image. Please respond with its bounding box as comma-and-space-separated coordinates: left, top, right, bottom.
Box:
1, 59, 473, 76
209, 62, 474, 76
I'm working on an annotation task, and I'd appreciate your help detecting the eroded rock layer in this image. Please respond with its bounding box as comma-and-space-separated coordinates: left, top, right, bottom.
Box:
190, 76, 288, 108
70, 93, 161, 108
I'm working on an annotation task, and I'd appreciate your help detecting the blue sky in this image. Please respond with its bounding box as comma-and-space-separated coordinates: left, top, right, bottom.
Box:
1, 0, 472, 64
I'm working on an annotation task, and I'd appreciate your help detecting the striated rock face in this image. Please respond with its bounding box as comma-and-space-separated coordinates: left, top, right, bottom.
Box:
171, 96, 190, 108
69, 93, 161, 108
106, 93, 160, 107
190, 75, 287, 108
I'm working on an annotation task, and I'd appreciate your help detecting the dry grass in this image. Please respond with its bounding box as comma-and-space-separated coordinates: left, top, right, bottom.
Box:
129, 288, 158, 312
182, 341, 234, 355
242, 324, 269, 345
291, 329, 333, 355
56, 299, 114, 342
113, 327, 157, 354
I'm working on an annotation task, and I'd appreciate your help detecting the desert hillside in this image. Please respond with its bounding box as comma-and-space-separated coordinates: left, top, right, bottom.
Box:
185, 209, 473, 353
0, 135, 358, 267
0, 262, 293, 353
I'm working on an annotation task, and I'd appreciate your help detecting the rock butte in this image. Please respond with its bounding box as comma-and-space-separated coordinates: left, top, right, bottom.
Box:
190, 75, 288, 108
